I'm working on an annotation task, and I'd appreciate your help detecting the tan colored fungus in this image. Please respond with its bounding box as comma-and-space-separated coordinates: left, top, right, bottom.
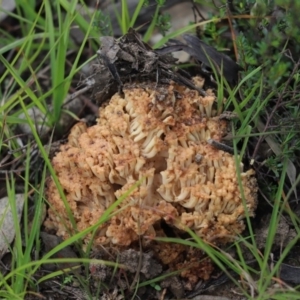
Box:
44, 79, 257, 249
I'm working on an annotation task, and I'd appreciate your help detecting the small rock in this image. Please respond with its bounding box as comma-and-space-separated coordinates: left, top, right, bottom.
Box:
40, 231, 79, 271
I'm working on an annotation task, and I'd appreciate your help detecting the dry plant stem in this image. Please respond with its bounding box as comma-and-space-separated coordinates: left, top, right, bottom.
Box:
68, 86, 99, 115
66, 85, 94, 103
226, 5, 239, 61
159, 288, 167, 300
251, 59, 300, 161
207, 139, 234, 154
0, 141, 37, 173
190, 0, 206, 22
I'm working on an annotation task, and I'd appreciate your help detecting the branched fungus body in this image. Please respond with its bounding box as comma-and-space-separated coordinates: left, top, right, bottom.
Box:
45, 79, 257, 250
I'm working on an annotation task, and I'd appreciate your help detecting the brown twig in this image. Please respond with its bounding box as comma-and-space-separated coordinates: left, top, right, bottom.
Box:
226, 5, 239, 61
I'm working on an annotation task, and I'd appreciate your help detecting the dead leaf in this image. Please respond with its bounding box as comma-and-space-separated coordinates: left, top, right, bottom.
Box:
277, 262, 300, 284
89, 28, 205, 105
156, 34, 241, 84
0, 194, 25, 258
